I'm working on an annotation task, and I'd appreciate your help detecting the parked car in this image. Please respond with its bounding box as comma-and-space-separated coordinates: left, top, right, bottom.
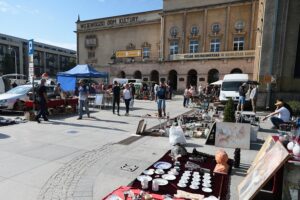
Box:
0, 74, 27, 94
0, 84, 54, 111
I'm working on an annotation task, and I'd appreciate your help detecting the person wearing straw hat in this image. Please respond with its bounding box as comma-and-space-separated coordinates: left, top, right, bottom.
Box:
262, 100, 291, 129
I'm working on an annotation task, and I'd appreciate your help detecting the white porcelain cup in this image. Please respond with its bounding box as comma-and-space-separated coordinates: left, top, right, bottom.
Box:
141, 178, 149, 189
152, 179, 159, 191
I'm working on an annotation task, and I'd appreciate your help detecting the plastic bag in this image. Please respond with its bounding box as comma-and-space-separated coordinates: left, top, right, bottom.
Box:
169, 125, 187, 145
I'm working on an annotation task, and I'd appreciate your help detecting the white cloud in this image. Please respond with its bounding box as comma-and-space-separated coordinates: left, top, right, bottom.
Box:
36, 38, 76, 51
0, 1, 18, 14
0, 0, 39, 15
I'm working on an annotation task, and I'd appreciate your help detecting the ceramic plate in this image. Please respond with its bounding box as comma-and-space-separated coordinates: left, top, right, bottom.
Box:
153, 161, 172, 169
190, 185, 199, 190
155, 169, 165, 175
202, 183, 212, 188
137, 175, 152, 182
143, 169, 154, 175
177, 183, 187, 188
179, 179, 188, 184
203, 179, 211, 184
202, 187, 213, 193
154, 178, 168, 186
162, 174, 176, 180
191, 181, 200, 186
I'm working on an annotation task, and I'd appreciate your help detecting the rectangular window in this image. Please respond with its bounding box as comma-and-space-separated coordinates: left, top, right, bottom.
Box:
294, 25, 300, 78
233, 37, 244, 51
170, 41, 179, 55
88, 51, 95, 59
189, 40, 199, 53
210, 38, 220, 52
143, 47, 150, 59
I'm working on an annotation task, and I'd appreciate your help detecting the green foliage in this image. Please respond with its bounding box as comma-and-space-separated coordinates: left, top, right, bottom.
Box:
223, 98, 235, 122
287, 101, 300, 116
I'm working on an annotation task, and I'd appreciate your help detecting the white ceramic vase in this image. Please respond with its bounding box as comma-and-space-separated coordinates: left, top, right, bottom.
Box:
292, 142, 300, 157
287, 141, 295, 151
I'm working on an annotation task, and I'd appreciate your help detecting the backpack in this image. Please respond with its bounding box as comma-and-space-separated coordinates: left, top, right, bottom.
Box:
157, 86, 166, 98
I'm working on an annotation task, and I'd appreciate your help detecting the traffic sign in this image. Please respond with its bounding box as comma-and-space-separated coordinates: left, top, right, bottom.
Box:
28, 39, 34, 55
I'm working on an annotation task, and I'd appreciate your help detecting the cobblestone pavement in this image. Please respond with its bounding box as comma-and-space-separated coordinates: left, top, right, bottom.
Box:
37, 143, 122, 200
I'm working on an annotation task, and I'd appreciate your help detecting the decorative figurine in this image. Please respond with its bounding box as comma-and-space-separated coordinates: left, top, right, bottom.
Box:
214, 149, 229, 174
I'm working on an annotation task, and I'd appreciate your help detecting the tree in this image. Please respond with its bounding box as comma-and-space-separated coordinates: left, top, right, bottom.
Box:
223, 98, 235, 122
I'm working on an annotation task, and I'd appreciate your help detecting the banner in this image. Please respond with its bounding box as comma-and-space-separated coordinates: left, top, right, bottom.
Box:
116, 49, 142, 58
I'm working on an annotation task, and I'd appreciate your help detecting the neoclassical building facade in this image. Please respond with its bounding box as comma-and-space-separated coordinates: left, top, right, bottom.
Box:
76, 0, 300, 106
76, 0, 257, 91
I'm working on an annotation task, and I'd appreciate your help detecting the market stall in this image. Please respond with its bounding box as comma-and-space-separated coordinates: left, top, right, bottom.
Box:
104, 150, 233, 200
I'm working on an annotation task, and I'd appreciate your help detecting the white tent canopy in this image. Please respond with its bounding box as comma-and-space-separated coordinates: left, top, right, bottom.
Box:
210, 80, 223, 85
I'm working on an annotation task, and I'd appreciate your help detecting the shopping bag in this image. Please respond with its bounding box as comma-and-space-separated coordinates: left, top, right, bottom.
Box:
169, 126, 187, 145
130, 99, 134, 108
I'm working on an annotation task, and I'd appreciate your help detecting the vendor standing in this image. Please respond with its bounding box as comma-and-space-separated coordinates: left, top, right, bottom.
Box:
54, 83, 63, 97
77, 80, 90, 120
35, 79, 48, 123
262, 100, 291, 129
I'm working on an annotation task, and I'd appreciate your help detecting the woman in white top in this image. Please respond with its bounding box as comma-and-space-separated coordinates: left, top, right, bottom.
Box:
123, 84, 131, 116
262, 100, 291, 129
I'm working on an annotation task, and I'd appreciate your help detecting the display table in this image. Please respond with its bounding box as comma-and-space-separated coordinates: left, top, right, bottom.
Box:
103, 151, 232, 200
25, 98, 78, 110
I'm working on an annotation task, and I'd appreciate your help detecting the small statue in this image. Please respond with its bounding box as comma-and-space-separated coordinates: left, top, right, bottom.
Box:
214, 149, 229, 174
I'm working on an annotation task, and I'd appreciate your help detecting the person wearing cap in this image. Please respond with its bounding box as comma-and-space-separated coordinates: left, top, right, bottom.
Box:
262, 100, 291, 129
237, 83, 247, 112
77, 79, 90, 120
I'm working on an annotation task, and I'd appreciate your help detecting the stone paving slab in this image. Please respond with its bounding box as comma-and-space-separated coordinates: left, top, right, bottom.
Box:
0, 97, 277, 200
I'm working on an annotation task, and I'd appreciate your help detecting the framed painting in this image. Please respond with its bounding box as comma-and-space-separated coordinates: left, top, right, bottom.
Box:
247, 135, 275, 173
215, 122, 251, 149
238, 141, 290, 200
136, 119, 144, 135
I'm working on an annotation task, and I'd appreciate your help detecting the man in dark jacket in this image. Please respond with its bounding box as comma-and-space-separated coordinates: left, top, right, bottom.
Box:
112, 81, 121, 115
35, 79, 48, 123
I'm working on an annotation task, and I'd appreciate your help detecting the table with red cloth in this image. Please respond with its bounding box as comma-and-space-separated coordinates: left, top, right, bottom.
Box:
104, 150, 232, 200
25, 98, 78, 110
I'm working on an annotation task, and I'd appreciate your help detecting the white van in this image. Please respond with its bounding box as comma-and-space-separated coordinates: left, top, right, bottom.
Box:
219, 74, 249, 103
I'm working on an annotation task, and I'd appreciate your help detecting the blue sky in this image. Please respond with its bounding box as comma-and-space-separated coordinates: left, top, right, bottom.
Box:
0, 0, 162, 50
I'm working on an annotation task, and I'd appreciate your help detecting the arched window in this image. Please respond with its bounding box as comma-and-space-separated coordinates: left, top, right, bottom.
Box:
133, 71, 142, 79
230, 68, 243, 74
187, 69, 197, 87
207, 69, 219, 84
118, 71, 126, 78
168, 70, 178, 90
150, 70, 159, 84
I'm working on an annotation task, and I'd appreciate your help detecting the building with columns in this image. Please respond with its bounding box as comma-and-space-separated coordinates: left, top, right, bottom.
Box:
76, 0, 300, 107
0, 33, 76, 78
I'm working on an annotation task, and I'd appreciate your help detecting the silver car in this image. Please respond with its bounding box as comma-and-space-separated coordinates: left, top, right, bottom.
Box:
0, 84, 54, 111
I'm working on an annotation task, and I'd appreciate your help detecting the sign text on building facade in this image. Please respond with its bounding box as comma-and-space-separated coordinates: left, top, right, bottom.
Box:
80, 16, 139, 30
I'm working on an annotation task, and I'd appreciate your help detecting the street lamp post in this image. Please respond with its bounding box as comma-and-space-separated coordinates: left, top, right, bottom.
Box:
8, 47, 17, 79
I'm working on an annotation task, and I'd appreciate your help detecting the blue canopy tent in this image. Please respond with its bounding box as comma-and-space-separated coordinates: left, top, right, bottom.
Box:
57, 64, 109, 91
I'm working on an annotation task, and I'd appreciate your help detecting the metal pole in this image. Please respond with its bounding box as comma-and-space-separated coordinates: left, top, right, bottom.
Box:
14, 49, 17, 79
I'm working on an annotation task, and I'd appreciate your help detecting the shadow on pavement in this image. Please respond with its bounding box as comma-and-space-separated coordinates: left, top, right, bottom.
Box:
231, 163, 251, 177
85, 116, 129, 124
259, 127, 278, 134
184, 143, 203, 148
250, 138, 265, 150
48, 120, 127, 132
0, 133, 10, 139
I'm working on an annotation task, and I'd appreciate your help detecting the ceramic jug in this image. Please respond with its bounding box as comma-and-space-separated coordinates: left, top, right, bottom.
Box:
292, 142, 300, 157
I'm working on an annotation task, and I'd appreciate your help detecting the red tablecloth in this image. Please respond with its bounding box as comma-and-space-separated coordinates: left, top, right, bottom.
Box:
103, 186, 184, 200
129, 151, 231, 200
25, 98, 78, 109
